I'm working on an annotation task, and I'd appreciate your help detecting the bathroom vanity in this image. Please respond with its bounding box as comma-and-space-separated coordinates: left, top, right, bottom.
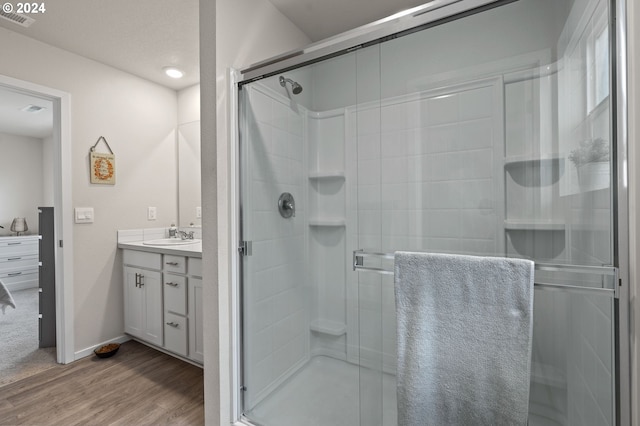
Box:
118, 238, 203, 365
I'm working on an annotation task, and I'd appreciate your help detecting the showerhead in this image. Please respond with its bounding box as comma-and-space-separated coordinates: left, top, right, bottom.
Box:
279, 76, 303, 95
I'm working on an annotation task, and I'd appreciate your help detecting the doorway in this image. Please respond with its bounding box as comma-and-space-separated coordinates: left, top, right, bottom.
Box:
0, 74, 74, 369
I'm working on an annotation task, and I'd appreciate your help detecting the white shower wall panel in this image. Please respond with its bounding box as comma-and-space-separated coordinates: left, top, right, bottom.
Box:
243, 86, 310, 406
347, 78, 504, 374
567, 293, 614, 426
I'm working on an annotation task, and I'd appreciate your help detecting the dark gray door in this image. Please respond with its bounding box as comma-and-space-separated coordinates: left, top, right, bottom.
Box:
38, 207, 56, 348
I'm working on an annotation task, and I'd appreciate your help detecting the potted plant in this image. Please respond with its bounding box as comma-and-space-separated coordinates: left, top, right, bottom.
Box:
569, 138, 610, 190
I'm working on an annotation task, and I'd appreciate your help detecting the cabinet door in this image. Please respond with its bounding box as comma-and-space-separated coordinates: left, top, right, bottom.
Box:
124, 266, 144, 339
124, 266, 163, 346
188, 277, 204, 363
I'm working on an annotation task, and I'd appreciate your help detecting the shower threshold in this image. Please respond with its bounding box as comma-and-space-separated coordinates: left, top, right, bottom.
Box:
244, 355, 565, 426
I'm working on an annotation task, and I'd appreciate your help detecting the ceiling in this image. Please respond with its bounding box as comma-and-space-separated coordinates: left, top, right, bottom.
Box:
0, 0, 200, 91
0, 0, 429, 137
0, 0, 430, 90
0, 87, 52, 138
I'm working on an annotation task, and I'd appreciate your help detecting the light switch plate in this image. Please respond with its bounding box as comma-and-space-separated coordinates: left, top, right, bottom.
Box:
148, 206, 157, 221
75, 207, 94, 224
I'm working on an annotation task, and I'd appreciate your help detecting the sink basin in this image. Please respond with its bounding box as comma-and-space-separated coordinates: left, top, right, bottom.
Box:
142, 238, 201, 246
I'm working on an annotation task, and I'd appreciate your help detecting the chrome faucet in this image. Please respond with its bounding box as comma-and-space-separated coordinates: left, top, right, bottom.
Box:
178, 230, 195, 240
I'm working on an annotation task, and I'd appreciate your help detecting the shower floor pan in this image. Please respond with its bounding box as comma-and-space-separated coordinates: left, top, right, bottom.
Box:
246, 355, 564, 426
246, 356, 397, 426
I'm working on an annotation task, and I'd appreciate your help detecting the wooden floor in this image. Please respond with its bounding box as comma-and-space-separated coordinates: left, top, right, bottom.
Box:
0, 340, 204, 425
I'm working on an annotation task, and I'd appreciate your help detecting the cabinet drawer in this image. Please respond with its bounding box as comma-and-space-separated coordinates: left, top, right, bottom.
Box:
0, 239, 38, 256
164, 312, 188, 357
0, 270, 38, 290
163, 255, 186, 274
189, 258, 202, 277
0, 254, 39, 272
123, 250, 161, 270
164, 274, 187, 315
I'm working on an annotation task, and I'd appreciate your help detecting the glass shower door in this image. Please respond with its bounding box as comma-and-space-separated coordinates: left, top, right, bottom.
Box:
355, 0, 617, 424
239, 54, 366, 426
238, 73, 311, 425
238, 0, 619, 425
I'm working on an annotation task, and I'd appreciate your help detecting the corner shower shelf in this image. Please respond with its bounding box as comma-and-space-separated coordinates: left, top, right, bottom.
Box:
310, 319, 347, 336
504, 220, 566, 231
504, 155, 562, 168
309, 218, 346, 227
308, 170, 345, 180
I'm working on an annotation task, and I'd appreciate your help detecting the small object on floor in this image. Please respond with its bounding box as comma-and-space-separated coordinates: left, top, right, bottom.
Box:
94, 343, 120, 358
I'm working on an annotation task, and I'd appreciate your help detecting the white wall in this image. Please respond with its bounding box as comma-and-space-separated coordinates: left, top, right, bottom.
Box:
198, 0, 311, 423
0, 27, 178, 354
178, 83, 200, 125
0, 132, 45, 234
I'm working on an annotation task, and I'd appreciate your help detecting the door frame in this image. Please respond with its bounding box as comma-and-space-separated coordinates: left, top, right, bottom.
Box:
0, 74, 74, 364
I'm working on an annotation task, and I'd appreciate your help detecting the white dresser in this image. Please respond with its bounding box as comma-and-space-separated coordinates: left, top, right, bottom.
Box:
0, 235, 40, 291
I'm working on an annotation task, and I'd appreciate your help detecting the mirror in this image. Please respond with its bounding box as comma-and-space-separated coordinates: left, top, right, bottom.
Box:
178, 120, 201, 227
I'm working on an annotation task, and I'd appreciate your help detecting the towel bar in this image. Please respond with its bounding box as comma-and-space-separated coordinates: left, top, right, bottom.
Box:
353, 249, 619, 299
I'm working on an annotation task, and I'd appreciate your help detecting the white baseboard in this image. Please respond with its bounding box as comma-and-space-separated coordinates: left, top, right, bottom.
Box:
74, 335, 131, 360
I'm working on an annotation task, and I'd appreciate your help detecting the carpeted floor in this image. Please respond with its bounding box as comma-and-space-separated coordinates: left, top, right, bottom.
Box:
0, 287, 57, 388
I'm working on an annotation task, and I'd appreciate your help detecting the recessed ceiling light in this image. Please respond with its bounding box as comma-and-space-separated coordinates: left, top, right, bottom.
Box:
164, 67, 184, 79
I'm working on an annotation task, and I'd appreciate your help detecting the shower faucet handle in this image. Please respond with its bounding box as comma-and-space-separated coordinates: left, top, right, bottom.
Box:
282, 199, 294, 211
278, 192, 295, 218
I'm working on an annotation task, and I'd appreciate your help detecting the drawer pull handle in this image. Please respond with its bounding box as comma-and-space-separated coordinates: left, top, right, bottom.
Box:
7, 242, 22, 246
7, 257, 22, 261
8, 272, 22, 276
165, 262, 180, 266
166, 322, 180, 328
166, 282, 179, 287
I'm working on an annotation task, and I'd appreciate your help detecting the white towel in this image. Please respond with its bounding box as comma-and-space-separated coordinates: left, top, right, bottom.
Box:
394, 251, 534, 426
0, 278, 16, 314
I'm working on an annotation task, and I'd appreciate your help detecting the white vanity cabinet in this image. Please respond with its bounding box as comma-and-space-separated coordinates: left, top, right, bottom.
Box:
0, 236, 40, 291
123, 250, 163, 346
122, 247, 203, 365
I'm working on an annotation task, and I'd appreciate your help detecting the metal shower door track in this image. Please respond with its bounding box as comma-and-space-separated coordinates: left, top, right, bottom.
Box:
238, 0, 504, 83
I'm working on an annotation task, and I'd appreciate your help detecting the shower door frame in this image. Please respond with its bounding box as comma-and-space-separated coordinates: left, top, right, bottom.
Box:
230, 0, 632, 424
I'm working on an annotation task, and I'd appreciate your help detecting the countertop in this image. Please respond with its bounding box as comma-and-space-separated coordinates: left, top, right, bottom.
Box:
118, 241, 202, 258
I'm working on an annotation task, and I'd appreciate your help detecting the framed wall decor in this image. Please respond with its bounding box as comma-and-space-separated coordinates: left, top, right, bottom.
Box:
89, 136, 115, 185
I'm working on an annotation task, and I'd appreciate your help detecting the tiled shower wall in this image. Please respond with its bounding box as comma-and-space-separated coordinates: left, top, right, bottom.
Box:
349, 79, 504, 372
243, 86, 309, 407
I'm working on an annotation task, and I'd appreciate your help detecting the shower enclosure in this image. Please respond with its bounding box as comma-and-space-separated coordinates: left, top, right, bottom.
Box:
234, 0, 629, 424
